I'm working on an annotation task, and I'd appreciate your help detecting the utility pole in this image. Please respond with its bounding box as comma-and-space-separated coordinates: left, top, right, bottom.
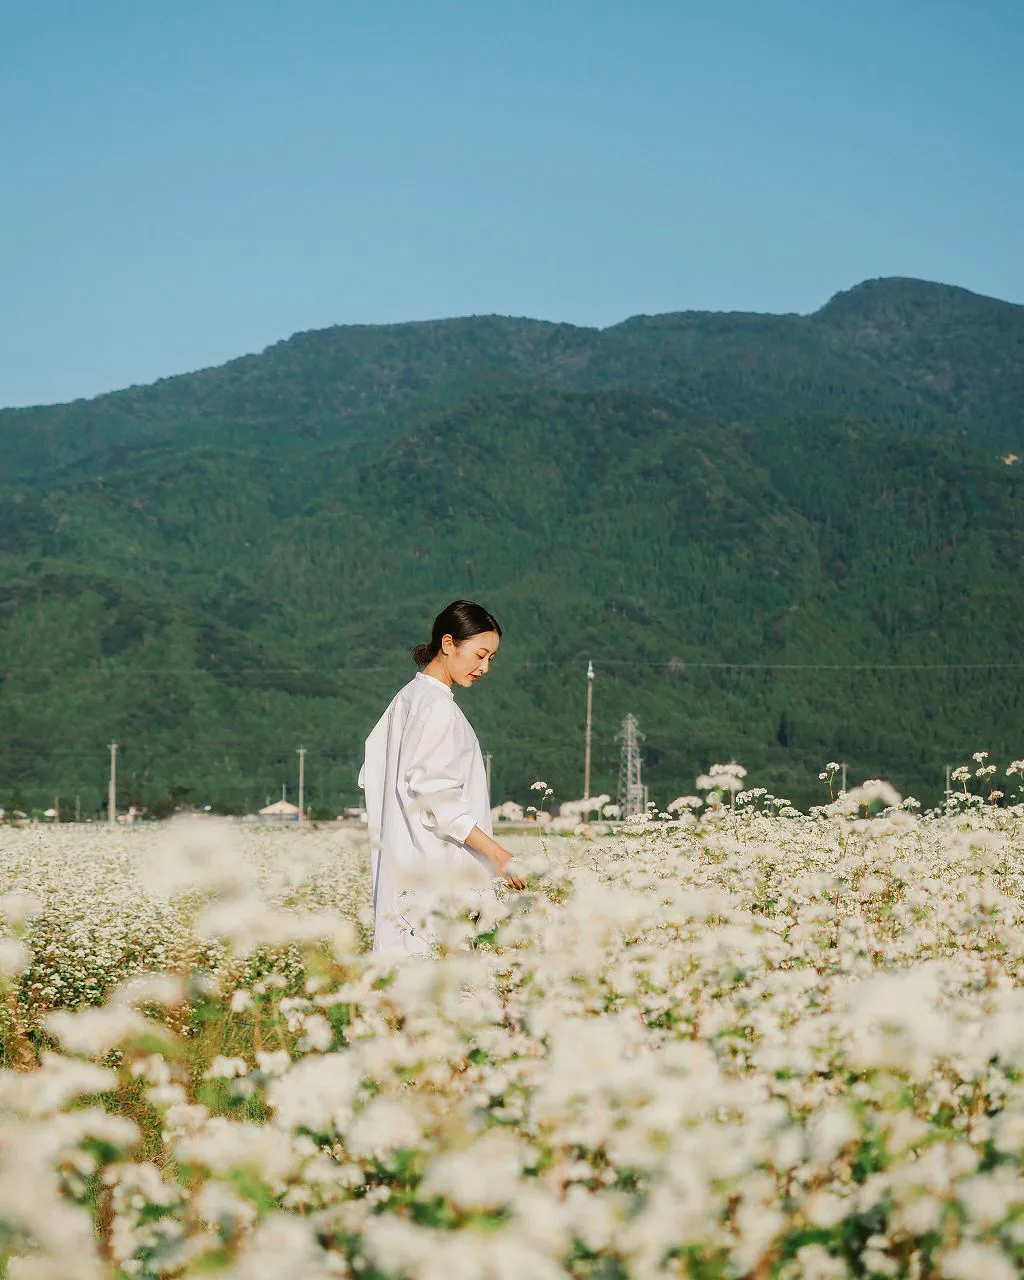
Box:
617, 713, 645, 818
484, 752, 493, 795
75, 794, 81, 824
108, 742, 118, 826
841, 762, 847, 794
945, 763, 952, 805
296, 747, 306, 822
583, 659, 594, 800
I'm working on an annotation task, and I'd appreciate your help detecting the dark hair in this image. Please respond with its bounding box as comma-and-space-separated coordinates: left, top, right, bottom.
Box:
411, 600, 502, 667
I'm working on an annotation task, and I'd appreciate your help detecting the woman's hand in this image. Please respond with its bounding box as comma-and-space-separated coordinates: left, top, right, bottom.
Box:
465, 826, 528, 890
493, 849, 528, 891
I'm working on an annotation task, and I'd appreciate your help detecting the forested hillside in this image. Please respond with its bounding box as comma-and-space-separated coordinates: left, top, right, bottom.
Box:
1, 277, 1021, 815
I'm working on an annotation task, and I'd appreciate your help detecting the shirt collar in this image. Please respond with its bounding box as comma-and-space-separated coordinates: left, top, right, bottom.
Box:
415, 671, 454, 699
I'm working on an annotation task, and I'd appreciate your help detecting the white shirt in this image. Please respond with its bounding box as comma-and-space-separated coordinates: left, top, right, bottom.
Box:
358, 672, 493, 956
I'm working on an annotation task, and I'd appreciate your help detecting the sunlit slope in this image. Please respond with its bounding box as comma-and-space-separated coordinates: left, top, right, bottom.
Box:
0, 279, 1021, 811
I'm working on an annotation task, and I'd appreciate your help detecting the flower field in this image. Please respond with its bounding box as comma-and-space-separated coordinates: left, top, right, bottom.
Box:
2, 776, 1024, 1279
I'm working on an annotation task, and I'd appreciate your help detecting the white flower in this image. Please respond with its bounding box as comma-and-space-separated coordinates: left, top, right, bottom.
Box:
203, 1055, 250, 1081
789, 1243, 849, 1279
667, 795, 703, 813
346, 1098, 423, 1162
44, 1006, 165, 1058
266, 1054, 360, 1135
0, 891, 43, 926
216, 1213, 335, 1279
422, 1130, 526, 1212
110, 972, 184, 1008
941, 1242, 1017, 1280
0, 937, 30, 978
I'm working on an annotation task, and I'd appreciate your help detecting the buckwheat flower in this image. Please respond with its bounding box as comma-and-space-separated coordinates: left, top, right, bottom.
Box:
730, 1200, 786, 1273
142, 815, 252, 899
362, 1217, 454, 1279
881, 1110, 928, 1154
422, 1129, 526, 1212
44, 1005, 167, 1058
993, 1107, 1024, 1154
6, 1258, 103, 1280
838, 779, 902, 813
130, 1053, 171, 1086
0, 937, 30, 977
192, 1180, 258, 1234
667, 795, 703, 813
266, 1053, 361, 1135
203, 1055, 250, 1081
219, 1212, 336, 1280
860, 1249, 898, 1278
561, 1185, 624, 1255
194, 897, 355, 954
803, 1190, 849, 1228
808, 1105, 859, 1164
893, 1192, 943, 1234
787, 1243, 850, 1279
298, 1014, 333, 1052
163, 1101, 210, 1137
147, 1081, 188, 1109
0, 891, 43, 926
110, 972, 184, 1008
176, 1118, 301, 1191
508, 1185, 571, 1258
256, 1049, 293, 1077
346, 1097, 424, 1161
941, 1242, 1017, 1280
956, 1169, 1023, 1228
56, 1107, 139, 1153
0, 1053, 116, 1115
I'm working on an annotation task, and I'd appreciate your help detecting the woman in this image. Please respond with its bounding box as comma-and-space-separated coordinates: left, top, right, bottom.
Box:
359, 600, 527, 957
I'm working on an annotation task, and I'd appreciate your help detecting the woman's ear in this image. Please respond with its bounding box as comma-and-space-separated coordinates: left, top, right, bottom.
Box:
441, 632, 455, 656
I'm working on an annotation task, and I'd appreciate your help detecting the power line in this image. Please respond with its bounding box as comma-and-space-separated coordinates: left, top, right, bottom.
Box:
3, 660, 1024, 674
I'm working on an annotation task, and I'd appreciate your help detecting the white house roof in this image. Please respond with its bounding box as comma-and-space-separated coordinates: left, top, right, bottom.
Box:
258, 799, 300, 816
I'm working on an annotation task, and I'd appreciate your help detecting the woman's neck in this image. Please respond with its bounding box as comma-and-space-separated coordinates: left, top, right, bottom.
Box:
421, 658, 453, 688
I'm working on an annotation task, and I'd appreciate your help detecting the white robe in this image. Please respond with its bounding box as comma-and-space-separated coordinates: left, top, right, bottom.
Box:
358, 672, 494, 956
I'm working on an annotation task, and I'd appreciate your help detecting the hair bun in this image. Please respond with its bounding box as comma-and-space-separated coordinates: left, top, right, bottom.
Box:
410, 642, 434, 668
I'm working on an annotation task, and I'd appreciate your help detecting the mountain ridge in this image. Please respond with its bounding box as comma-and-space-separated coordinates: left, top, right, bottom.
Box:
0, 275, 1021, 815
5, 274, 1021, 411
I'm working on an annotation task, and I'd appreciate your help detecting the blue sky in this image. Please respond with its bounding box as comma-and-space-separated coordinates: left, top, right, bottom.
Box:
2, 0, 1022, 408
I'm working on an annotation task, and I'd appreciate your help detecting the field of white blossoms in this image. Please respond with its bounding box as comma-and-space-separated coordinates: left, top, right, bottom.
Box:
1, 759, 1024, 1280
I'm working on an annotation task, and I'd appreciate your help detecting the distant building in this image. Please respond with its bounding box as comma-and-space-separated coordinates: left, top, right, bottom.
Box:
491, 801, 524, 823
258, 799, 301, 822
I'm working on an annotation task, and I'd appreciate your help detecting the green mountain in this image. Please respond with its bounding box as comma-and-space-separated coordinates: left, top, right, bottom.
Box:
1, 277, 1022, 815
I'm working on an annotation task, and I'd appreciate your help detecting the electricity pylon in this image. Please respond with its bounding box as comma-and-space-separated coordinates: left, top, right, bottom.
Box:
617, 713, 646, 818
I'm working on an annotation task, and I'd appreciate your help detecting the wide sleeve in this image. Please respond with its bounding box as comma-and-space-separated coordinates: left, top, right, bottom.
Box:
359, 714, 390, 897
400, 700, 476, 845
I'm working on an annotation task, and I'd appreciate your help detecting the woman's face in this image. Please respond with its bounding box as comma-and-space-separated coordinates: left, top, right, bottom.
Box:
442, 630, 501, 688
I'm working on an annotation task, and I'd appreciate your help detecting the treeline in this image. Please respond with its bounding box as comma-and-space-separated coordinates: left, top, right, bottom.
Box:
0, 277, 1021, 812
